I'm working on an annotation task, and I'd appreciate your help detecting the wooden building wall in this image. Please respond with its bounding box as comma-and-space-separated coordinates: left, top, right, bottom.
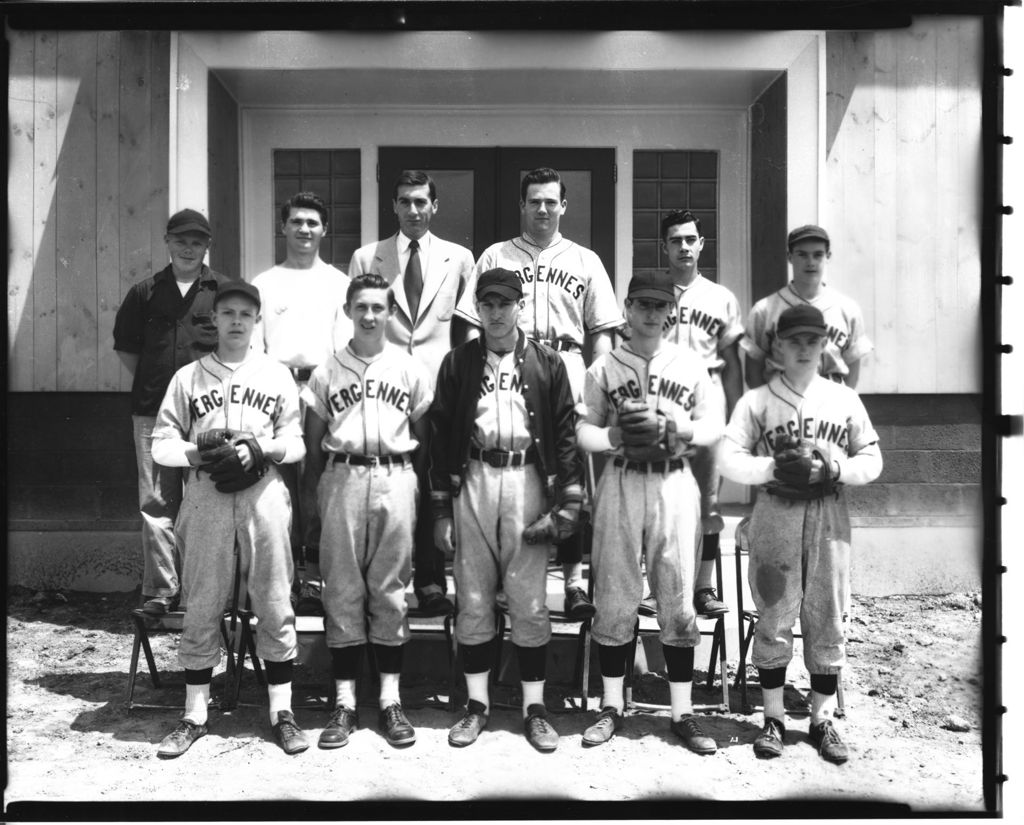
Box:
7, 30, 171, 394
825, 19, 982, 395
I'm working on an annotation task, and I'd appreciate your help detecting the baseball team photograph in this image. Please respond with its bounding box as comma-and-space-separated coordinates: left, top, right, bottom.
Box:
5, 3, 1006, 819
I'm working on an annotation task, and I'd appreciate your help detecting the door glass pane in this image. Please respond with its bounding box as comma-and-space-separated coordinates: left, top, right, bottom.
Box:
519, 169, 591, 247
426, 169, 474, 252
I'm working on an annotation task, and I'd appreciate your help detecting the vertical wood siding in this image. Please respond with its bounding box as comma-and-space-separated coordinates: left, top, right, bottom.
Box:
6, 31, 170, 392
825, 20, 982, 394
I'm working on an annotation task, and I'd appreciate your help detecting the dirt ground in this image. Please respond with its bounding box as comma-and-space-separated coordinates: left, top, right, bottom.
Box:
4, 585, 988, 817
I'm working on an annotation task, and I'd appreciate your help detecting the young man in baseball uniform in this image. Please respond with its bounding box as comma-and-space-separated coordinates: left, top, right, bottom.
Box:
575, 271, 724, 752
301, 274, 433, 749
430, 268, 584, 752
349, 170, 477, 617
252, 191, 353, 616
469, 167, 623, 619
113, 209, 229, 615
151, 280, 309, 758
743, 225, 873, 389
720, 303, 882, 763
655, 209, 745, 618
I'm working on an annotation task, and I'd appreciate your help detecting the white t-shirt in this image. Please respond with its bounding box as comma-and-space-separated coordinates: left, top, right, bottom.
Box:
251, 259, 353, 370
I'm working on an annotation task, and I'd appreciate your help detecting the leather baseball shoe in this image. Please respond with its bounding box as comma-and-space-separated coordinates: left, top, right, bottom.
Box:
295, 581, 325, 617
693, 587, 729, 616
142, 595, 179, 616
524, 703, 559, 752
753, 717, 786, 758
809, 719, 849, 764
448, 700, 489, 747
671, 714, 717, 754
582, 706, 624, 746
318, 706, 358, 749
564, 586, 596, 619
157, 718, 207, 758
272, 710, 309, 755
638, 595, 658, 617
418, 591, 455, 617
379, 703, 416, 747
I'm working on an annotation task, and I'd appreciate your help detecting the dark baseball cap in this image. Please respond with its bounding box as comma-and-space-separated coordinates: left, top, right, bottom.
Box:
776, 304, 827, 338
476, 268, 523, 301
787, 224, 830, 250
214, 279, 261, 308
627, 271, 675, 302
166, 208, 212, 237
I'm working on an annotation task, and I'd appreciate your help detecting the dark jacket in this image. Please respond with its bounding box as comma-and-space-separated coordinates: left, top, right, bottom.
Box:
113, 265, 229, 415
428, 330, 583, 516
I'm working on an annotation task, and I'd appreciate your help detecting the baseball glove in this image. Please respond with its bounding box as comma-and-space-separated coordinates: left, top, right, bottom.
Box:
523, 506, 580, 545
767, 438, 839, 500
618, 399, 661, 447
199, 430, 269, 493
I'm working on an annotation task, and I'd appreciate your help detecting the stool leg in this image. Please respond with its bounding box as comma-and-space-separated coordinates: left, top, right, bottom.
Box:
138, 622, 161, 689
125, 627, 144, 708
445, 613, 457, 712
579, 622, 591, 711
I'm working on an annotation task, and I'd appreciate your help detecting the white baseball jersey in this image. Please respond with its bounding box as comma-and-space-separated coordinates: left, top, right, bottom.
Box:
301, 343, 433, 456
152, 351, 305, 458
469, 235, 623, 346
720, 373, 881, 488
474, 349, 533, 451
251, 259, 353, 370
662, 273, 745, 372
741, 283, 873, 381
581, 341, 724, 459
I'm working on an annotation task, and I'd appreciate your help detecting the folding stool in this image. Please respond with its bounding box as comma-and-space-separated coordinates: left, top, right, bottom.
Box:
124, 608, 250, 710
623, 548, 730, 713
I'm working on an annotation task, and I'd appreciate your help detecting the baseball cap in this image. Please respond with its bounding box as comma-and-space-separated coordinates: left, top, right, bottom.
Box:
787, 224, 830, 250
166, 208, 212, 237
476, 268, 523, 301
776, 304, 827, 338
627, 271, 675, 302
214, 279, 261, 308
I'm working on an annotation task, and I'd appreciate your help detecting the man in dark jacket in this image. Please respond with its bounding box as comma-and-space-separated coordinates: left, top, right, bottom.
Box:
113, 208, 229, 614
430, 268, 583, 753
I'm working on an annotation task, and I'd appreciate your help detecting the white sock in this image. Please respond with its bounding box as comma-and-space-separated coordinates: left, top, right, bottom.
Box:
810, 690, 834, 725
600, 675, 625, 712
379, 672, 401, 709
563, 561, 584, 591
669, 680, 693, 721
465, 671, 490, 712
696, 558, 716, 591
267, 682, 291, 725
522, 679, 546, 717
335, 679, 357, 710
763, 686, 786, 722
184, 683, 210, 725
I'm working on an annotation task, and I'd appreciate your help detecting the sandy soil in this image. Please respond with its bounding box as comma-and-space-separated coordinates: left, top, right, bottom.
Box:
4, 586, 988, 818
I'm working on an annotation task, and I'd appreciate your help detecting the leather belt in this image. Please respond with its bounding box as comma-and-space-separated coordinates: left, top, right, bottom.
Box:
333, 452, 410, 467
469, 445, 538, 468
613, 455, 686, 474
290, 367, 313, 382
536, 338, 582, 354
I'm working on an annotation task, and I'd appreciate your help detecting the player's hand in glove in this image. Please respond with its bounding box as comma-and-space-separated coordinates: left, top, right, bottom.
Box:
618, 399, 665, 446
772, 436, 813, 485
434, 517, 456, 559
203, 431, 269, 493
523, 502, 580, 545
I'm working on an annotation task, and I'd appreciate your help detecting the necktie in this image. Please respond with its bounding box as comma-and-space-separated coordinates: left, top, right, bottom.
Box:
404, 239, 423, 322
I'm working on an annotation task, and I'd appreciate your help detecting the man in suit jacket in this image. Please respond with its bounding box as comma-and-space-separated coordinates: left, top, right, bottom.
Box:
349, 170, 478, 615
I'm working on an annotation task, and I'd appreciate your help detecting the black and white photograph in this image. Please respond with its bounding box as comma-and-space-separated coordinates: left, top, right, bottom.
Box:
4, 0, 1013, 818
